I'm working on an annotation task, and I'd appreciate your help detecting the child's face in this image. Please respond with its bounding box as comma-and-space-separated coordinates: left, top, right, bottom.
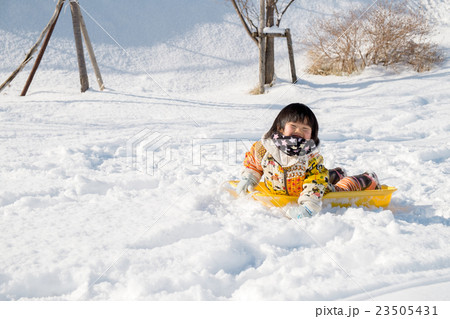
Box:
280, 121, 312, 139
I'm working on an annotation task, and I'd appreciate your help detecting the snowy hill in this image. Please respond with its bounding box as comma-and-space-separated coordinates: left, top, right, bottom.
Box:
0, 0, 449, 302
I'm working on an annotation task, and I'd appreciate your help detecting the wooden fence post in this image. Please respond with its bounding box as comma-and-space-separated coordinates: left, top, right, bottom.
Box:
285, 28, 297, 83
70, 1, 89, 92
78, 7, 104, 90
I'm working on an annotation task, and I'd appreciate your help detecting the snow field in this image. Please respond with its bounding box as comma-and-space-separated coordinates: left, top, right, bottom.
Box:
1, 0, 450, 301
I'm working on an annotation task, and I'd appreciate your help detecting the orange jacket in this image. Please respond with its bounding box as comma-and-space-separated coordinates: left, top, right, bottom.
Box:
242, 138, 330, 205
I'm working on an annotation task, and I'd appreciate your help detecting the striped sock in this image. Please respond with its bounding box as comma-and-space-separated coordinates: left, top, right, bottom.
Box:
334, 176, 363, 192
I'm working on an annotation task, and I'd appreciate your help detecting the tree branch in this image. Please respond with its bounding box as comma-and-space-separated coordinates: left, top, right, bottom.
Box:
230, 0, 259, 45
276, 0, 295, 26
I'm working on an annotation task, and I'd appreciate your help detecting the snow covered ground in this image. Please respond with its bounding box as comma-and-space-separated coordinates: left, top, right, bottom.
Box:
0, 0, 449, 301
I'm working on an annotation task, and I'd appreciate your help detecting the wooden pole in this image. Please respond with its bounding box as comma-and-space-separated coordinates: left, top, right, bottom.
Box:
70, 1, 89, 92
20, 0, 65, 96
1, 0, 66, 94
285, 28, 297, 83
265, 0, 275, 85
258, 0, 266, 94
78, 5, 104, 91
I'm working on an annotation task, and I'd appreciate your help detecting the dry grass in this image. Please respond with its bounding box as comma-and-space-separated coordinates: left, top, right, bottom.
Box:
304, 0, 443, 75
249, 84, 263, 95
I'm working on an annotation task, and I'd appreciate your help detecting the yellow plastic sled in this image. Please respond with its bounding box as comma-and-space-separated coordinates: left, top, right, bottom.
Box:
225, 181, 397, 209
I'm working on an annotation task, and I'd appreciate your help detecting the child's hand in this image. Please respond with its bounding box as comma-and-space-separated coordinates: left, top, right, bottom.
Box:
286, 202, 321, 219
236, 175, 259, 195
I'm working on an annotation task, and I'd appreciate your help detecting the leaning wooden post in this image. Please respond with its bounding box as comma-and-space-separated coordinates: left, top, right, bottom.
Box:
285, 28, 297, 83
258, 0, 266, 94
78, 5, 104, 90
20, 0, 66, 96
70, 0, 89, 92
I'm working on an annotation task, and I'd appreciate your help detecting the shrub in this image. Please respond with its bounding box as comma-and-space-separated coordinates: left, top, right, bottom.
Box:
304, 0, 443, 75
305, 10, 366, 75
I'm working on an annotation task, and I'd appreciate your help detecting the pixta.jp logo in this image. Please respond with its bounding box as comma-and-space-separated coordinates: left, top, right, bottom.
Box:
127, 129, 253, 175
126, 129, 172, 175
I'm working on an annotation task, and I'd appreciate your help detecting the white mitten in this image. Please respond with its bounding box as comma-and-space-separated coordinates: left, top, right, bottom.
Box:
287, 201, 321, 219
236, 174, 260, 195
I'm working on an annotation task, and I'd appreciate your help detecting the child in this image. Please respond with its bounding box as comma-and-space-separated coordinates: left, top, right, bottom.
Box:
236, 103, 380, 219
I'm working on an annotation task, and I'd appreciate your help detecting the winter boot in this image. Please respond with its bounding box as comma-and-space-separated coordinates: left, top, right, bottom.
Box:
355, 171, 381, 190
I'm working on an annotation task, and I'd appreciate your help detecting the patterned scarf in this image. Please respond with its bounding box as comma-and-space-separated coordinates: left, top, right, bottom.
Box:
272, 132, 316, 157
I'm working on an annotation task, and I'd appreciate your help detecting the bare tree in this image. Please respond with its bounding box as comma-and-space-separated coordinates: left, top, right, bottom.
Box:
229, 0, 295, 88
